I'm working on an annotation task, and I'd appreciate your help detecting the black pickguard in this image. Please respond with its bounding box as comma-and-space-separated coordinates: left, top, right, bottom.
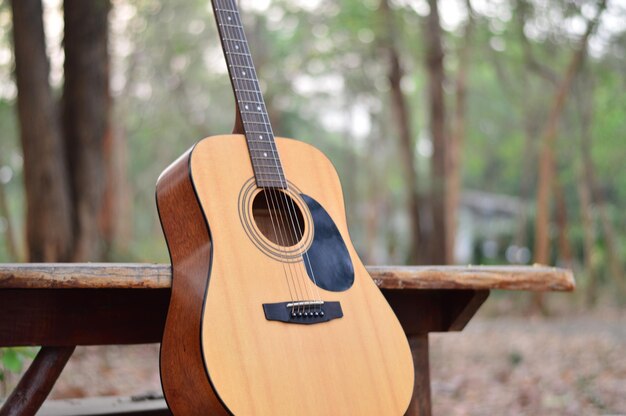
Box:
301, 194, 354, 292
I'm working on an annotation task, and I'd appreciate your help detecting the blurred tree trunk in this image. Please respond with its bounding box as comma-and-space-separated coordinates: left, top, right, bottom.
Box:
578, 167, 596, 306
513, 89, 540, 252
596, 191, 626, 297
63, 0, 112, 261
364, 126, 382, 264
513, 3, 541, 251
425, 0, 448, 264
10, 0, 74, 262
583, 144, 626, 298
577, 74, 626, 297
379, 0, 425, 264
554, 180, 573, 267
0, 179, 20, 261
532, 0, 606, 312
576, 74, 598, 306
447, 0, 474, 264
534, 0, 606, 265
10, 0, 112, 262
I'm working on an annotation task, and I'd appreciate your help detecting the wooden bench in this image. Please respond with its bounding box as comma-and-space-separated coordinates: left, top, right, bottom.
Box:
0, 263, 574, 416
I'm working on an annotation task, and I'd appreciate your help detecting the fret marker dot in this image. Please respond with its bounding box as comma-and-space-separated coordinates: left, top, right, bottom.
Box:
245, 105, 248, 110
227, 16, 231, 21
235, 45, 239, 49
263, 152, 268, 157
257, 106, 261, 111
242, 71, 246, 75
259, 135, 263, 139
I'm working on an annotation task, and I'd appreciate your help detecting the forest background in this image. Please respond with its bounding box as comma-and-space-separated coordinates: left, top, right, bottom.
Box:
0, 0, 625, 414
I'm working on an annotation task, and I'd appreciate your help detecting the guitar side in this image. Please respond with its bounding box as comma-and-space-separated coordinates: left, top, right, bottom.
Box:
156, 148, 228, 415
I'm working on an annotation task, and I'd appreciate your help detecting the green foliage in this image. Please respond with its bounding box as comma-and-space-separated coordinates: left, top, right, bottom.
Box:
0, 347, 37, 381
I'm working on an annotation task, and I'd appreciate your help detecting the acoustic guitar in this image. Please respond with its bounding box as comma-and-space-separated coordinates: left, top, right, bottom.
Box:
156, 0, 414, 414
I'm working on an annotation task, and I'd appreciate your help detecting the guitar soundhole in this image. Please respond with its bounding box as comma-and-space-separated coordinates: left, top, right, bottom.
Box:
252, 189, 305, 247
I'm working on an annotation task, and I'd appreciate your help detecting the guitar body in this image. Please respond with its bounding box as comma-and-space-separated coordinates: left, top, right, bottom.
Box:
158, 135, 414, 415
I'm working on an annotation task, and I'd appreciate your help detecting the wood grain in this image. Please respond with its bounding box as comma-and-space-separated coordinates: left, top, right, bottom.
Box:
370, 265, 575, 291
0, 263, 575, 291
0, 288, 170, 346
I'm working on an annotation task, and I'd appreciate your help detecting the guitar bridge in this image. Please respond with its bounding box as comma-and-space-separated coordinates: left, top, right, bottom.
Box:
262, 300, 342, 324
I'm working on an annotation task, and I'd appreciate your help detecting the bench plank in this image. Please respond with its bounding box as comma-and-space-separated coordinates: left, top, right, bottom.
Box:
0, 263, 574, 291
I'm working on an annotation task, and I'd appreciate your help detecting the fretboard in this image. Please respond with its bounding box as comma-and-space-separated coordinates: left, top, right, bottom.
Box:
211, 0, 287, 189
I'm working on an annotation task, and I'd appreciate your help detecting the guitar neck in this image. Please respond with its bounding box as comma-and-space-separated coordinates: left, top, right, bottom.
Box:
211, 0, 287, 189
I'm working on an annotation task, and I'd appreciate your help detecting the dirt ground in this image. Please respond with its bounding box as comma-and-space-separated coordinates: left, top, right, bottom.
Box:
38, 304, 626, 415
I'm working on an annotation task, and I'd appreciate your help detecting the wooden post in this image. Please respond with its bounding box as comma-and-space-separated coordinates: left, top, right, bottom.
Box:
0, 346, 75, 416
405, 335, 431, 416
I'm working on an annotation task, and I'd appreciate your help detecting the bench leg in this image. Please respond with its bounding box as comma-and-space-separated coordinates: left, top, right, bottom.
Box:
405, 334, 431, 416
0, 346, 75, 416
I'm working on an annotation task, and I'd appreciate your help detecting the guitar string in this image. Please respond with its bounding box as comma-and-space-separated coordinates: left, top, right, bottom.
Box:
219, 1, 313, 314
225, 5, 324, 316
219, 1, 308, 315
215, 0, 303, 313
220, 0, 323, 314
221, 0, 323, 314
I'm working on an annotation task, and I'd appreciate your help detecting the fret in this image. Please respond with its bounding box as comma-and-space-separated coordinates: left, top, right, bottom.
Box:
235, 95, 263, 103
243, 120, 271, 126
250, 153, 279, 159
255, 177, 286, 183
244, 115, 271, 124
221, 36, 248, 43
225, 51, 252, 57
252, 170, 285, 178
244, 126, 272, 134
256, 183, 288, 190
254, 176, 286, 182
233, 87, 263, 94
250, 149, 278, 155
252, 168, 283, 175
233, 80, 261, 93
248, 149, 277, 156
232, 80, 260, 91
255, 177, 287, 185
237, 100, 265, 107
246, 137, 277, 145
232, 76, 256, 82
242, 119, 269, 126
237, 95, 263, 105
236, 92, 263, 104
228, 53, 255, 65
241, 114, 268, 121
252, 170, 286, 179
228, 65, 257, 72
246, 134, 276, 141
219, 22, 245, 29
247, 144, 278, 152
251, 163, 286, 170
247, 139, 272, 144
251, 163, 284, 170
